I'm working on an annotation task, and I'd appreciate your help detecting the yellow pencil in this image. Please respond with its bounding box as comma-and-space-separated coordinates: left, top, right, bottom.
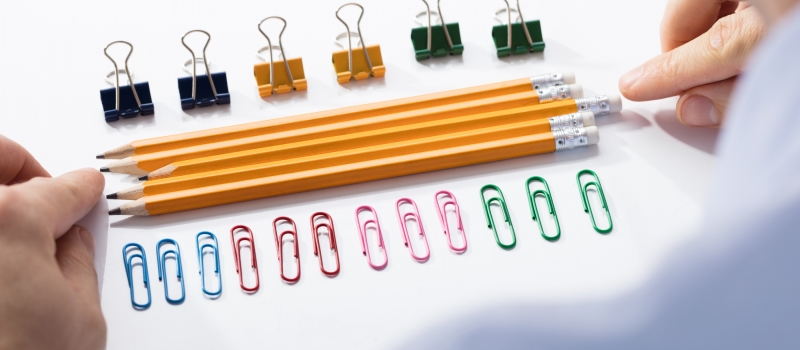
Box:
98, 73, 578, 159
109, 112, 596, 199
109, 125, 599, 216
140, 100, 600, 181
102, 93, 619, 175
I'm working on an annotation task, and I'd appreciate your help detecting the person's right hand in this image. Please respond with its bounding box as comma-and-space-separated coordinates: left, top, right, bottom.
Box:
0, 135, 106, 349
619, 0, 766, 127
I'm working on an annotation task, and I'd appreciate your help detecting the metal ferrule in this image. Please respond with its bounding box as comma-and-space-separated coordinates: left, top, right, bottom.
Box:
530, 73, 565, 90
548, 113, 584, 132
536, 84, 573, 103
553, 125, 589, 151
574, 96, 611, 115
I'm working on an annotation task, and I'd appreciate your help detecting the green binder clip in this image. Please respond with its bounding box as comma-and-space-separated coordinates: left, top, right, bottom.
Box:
410, 0, 463, 61
491, 0, 545, 58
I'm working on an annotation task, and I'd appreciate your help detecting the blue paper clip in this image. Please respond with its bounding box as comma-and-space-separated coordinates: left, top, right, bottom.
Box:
196, 232, 222, 297
178, 30, 230, 110
122, 243, 151, 310
156, 239, 185, 304
100, 41, 154, 122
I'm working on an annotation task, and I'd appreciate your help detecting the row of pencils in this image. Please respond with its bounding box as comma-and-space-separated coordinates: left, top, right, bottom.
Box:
100, 72, 622, 216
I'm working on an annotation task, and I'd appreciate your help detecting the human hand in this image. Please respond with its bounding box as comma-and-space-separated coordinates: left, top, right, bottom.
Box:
0, 135, 106, 349
619, 1, 766, 127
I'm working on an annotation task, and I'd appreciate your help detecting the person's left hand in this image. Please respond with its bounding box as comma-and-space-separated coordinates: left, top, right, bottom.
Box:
0, 135, 106, 350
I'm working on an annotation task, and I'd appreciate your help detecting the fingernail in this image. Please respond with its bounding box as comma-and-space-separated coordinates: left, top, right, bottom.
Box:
680, 95, 720, 127
619, 65, 643, 93
77, 226, 96, 260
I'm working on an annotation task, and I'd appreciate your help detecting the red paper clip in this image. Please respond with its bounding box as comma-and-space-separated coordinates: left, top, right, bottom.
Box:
396, 198, 430, 262
435, 191, 467, 253
273, 217, 301, 283
355, 205, 388, 270
230, 225, 260, 292
311, 212, 340, 277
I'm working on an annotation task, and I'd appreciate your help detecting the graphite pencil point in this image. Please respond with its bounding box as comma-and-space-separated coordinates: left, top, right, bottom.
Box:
108, 208, 122, 215
138, 175, 148, 181
96, 154, 105, 159
100, 167, 110, 172
106, 193, 118, 199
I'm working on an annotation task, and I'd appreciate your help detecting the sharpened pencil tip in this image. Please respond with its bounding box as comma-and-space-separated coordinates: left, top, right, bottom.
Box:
106, 193, 118, 199
96, 154, 105, 159
108, 208, 122, 215
100, 167, 110, 172
138, 175, 148, 181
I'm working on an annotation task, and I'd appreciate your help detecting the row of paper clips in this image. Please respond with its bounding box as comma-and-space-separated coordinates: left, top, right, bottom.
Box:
100, 0, 545, 122
122, 170, 610, 309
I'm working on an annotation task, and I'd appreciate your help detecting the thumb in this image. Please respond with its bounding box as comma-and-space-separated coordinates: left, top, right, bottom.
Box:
56, 225, 100, 305
676, 77, 736, 127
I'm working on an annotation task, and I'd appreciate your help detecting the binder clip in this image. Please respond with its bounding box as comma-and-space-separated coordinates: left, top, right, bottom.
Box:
254, 17, 307, 97
332, 3, 385, 84
178, 30, 230, 110
410, 0, 463, 61
100, 41, 154, 122
491, 0, 545, 58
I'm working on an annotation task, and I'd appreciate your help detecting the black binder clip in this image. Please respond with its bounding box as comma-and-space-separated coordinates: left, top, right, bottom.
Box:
178, 30, 230, 110
100, 41, 154, 122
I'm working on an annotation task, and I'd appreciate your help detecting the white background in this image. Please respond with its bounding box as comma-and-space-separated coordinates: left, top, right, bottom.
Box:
0, 0, 721, 349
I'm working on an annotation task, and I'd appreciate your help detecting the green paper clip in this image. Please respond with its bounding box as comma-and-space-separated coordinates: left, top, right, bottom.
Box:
480, 184, 516, 249
411, 0, 464, 61
491, 0, 545, 58
576, 170, 613, 233
526, 176, 561, 241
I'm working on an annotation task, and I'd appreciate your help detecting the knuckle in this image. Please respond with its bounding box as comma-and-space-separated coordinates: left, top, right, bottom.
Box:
707, 10, 764, 63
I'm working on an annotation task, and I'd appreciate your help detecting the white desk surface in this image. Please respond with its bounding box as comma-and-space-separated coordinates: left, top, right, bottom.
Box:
0, 0, 720, 349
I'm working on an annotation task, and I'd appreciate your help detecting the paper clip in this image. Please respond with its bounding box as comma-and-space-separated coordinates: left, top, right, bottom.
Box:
577, 170, 613, 233
273, 217, 301, 283
100, 41, 154, 122
396, 198, 430, 262
526, 176, 561, 241
491, 0, 545, 57
355, 205, 388, 270
411, 0, 463, 61
480, 185, 517, 249
333, 3, 386, 84
230, 225, 260, 292
155, 239, 185, 304
434, 191, 467, 253
196, 232, 222, 297
122, 243, 151, 310
178, 30, 231, 110
255, 17, 307, 97
311, 212, 340, 277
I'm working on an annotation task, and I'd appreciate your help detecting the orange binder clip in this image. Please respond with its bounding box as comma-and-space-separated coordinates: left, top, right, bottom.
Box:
332, 3, 385, 84
254, 16, 307, 97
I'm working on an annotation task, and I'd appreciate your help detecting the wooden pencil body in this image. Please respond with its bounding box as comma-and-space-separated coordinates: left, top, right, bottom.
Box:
156, 104, 572, 179
140, 118, 555, 196
127, 134, 557, 215
120, 93, 577, 173
123, 78, 534, 157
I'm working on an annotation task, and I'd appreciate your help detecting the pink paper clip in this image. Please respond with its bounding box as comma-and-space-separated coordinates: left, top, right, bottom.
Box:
355, 205, 388, 270
230, 225, 260, 292
273, 217, 301, 283
395, 198, 430, 262
435, 191, 468, 253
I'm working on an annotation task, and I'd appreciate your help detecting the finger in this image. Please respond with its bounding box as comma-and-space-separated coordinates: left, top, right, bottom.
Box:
7, 168, 105, 238
661, 0, 739, 52
56, 225, 100, 306
620, 7, 764, 101
676, 77, 736, 127
0, 135, 50, 185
